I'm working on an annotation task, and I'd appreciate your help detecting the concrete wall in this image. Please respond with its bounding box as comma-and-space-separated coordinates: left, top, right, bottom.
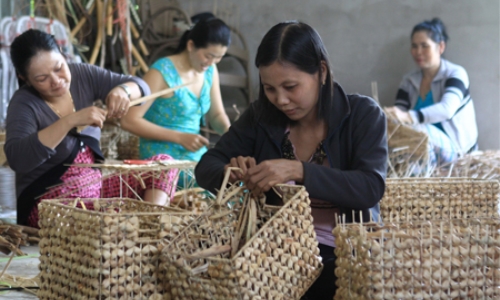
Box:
200, 0, 500, 150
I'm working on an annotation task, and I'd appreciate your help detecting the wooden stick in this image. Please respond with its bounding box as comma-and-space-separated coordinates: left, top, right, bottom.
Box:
70, 1, 96, 39
106, 0, 113, 37
174, 244, 231, 267
89, 0, 104, 65
128, 82, 192, 107
77, 83, 192, 133
200, 127, 220, 136
131, 44, 149, 73
16, 225, 39, 237
130, 21, 149, 56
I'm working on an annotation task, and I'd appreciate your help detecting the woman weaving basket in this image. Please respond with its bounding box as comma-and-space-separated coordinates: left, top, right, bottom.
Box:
385, 18, 478, 165
120, 15, 231, 162
4, 29, 177, 228
195, 21, 388, 299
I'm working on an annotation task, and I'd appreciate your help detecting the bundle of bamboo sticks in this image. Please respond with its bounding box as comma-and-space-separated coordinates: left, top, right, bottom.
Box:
0, 220, 39, 256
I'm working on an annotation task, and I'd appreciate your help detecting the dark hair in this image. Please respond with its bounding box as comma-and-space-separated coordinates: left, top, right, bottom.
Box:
411, 17, 449, 44
10, 29, 62, 87
254, 21, 334, 122
175, 16, 231, 54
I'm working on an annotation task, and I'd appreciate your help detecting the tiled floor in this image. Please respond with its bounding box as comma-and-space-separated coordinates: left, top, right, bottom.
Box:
0, 245, 39, 299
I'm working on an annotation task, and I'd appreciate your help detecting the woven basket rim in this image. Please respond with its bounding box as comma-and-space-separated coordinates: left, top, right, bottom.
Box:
386, 177, 500, 183
39, 197, 199, 216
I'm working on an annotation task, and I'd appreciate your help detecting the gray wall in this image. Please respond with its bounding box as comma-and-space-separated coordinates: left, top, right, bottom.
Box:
214, 0, 500, 150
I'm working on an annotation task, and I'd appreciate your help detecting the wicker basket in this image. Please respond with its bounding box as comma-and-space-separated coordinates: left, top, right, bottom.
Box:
161, 180, 323, 299
117, 130, 140, 160
432, 150, 500, 180
333, 218, 500, 299
386, 119, 431, 178
100, 122, 122, 160
37, 198, 200, 299
380, 178, 500, 222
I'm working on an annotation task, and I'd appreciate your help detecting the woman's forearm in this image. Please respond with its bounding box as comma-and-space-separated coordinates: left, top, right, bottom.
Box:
121, 118, 182, 143
209, 112, 231, 135
37, 116, 77, 149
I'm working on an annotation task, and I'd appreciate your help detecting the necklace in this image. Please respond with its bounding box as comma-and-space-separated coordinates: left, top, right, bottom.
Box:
45, 93, 76, 118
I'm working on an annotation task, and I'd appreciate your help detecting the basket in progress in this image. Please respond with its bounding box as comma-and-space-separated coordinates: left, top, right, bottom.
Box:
68, 159, 199, 205
333, 218, 500, 300
380, 178, 500, 222
37, 198, 200, 299
432, 150, 500, 180
386, 119, 431, 178
161, 179, 323, 300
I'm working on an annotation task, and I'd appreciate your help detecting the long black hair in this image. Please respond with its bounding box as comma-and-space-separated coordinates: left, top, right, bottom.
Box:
254, 21, 334, 123
10, 29, 62, 87
175, 15, 231, 54
411, 17, 449, 45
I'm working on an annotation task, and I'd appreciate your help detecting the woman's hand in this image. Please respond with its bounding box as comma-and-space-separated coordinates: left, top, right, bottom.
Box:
243, 159, 303, 196
69, 106, 108, 129
385, 106, 414, 125
224, 156, 257, 183
105, 86, 131, 118
178, 133, 209, 152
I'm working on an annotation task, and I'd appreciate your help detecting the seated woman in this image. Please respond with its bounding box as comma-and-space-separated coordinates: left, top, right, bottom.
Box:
4, 29, 177, 228
385, 17, 478, 165
120, 16, 231, 163
195, 21, 387, 299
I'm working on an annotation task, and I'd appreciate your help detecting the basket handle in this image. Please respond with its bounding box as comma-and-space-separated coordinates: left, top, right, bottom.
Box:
216, 167, 242, 205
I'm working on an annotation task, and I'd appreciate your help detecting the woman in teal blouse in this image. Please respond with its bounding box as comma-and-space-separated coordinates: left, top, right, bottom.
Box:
121, 16, 231, 162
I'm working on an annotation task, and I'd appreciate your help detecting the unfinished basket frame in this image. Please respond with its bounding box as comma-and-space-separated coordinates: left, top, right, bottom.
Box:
380, 178, 500, 222
432, 150, 500, 180
161, 171, 323, 300
60, 159, 206, 211
37, 197, 201, 299
333, 217, 500, 300
386, 118, 432, 178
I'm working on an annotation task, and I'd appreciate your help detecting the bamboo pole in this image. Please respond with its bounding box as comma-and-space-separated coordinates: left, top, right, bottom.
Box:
70, 1, 96, 39
89, 0, 104, 65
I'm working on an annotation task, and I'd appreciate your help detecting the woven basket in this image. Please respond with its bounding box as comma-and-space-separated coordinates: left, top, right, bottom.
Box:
333, 218, 500, 299
432, 150, 500, 180
161, 176, 323, 299
117, 130, 140, 160
37, 198, 200, 299
386, 119, 431, 177
100, 122, 122, 160
380, 178, 500, 222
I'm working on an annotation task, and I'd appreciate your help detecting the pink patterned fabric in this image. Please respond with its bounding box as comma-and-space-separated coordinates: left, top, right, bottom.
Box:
28, 146, 178, 228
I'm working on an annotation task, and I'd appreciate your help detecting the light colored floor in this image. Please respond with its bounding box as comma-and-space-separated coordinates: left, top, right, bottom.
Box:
0, 245, 39, 299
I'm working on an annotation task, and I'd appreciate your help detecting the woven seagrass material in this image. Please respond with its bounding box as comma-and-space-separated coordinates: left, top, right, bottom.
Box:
37, 198, 200, 299
333, 218, 500, 300
386, 119, 431, 178
380, 178, 500, 222
432, 150, 500, 180
100, 122, 122, 160
161, 182, 323, 300
117, 130, 140, 160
